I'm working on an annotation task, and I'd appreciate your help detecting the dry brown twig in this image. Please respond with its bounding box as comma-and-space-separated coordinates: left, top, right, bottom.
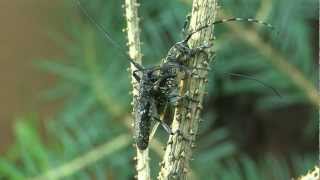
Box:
159, 0, 218, 179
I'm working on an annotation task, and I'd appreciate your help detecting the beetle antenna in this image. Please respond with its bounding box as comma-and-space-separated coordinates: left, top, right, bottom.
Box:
227, 72, 281, 97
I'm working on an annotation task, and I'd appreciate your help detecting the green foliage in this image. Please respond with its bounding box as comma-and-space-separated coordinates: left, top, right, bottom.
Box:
1, 0, 317, 179
0, 116, 50, 179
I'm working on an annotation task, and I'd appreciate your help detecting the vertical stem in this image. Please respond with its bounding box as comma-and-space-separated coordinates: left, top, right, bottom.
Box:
159, 0, 218, 179
124, 0, 150, 179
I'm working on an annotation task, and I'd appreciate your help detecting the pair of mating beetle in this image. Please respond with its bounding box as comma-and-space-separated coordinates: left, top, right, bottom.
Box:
76, 0, 277, 150
132, 18, 276, 150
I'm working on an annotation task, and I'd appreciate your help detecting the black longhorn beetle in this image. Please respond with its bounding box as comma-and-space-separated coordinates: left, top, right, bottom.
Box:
129, 60, 175, 150
152, 16, 280, 128
75, 0, 280, 150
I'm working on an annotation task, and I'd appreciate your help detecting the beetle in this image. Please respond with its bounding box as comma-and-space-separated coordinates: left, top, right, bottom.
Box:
75, 0, 280, 150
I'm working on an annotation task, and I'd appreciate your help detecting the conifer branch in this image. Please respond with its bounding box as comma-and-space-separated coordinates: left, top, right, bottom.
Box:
29, 135, 130, 180
295, 166, 319, 180
124, 0, 151, 179
158, 0, 218, 179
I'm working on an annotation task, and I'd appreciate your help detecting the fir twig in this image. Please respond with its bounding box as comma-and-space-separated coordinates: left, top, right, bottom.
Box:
124, 0, 151, 179
295, 166, 319, 180
158, 0, 218, 179
28, 135, 130, 180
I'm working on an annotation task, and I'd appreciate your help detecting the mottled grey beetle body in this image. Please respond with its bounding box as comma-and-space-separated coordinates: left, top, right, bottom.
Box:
75, 1, 277, 149
133, 70, 158, 150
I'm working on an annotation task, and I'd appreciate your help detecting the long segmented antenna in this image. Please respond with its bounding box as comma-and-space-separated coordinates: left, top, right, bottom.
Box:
182, 17, 280, 97
74, 0, 144, 71
184, 17, 275, 42
226, 72, 281, 97
213, 17, 274, 29
75, 3, 279, 95
75, 0, 123, 51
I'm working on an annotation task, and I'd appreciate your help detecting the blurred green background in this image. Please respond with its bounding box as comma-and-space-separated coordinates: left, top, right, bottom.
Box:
0, 0, 318, 179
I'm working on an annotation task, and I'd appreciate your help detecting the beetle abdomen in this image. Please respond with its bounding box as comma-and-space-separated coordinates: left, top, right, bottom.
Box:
134, 99, 152, 150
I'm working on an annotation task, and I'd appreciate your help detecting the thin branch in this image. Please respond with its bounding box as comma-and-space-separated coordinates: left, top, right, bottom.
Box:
183, 2, 319, 107
29, 135, 130, 180
295, 166, 319, 180
27, 112, 166, 180
159, 0, 218, 179
124, 0, 150, 180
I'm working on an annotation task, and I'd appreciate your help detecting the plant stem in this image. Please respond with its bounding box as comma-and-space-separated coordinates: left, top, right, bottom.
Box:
29, 135, 130, 180
158, 0, 218, 179
296, 166, 319, 180
124, 0, 151, 179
